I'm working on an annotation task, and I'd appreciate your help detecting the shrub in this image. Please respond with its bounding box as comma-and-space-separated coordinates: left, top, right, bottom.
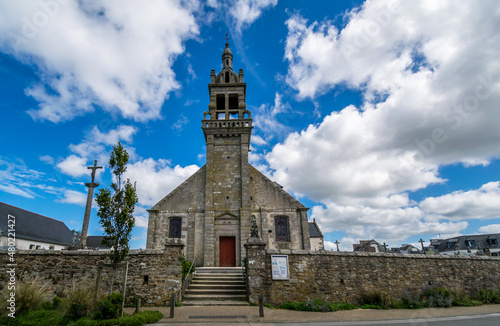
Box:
0, 280, 49, 317
12, 309, 67, 326
94, 293, 123, 320
359, 289, 391, 308
281, 298, 355, 312
65, 287, 97, 320
475, 288, 500, 304
422, 286, 452, 308
69, 310, 162, 326
179, 257, 195, 280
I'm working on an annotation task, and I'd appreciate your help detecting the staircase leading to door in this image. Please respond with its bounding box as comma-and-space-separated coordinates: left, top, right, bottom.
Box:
183, 267, 249, 306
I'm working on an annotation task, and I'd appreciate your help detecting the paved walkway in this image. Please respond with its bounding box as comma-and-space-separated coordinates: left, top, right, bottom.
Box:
124, 304, 500, 325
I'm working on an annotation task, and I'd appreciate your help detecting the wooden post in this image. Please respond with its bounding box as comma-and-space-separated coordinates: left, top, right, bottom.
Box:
259, 294, 264, 317
94, 265, 103, 302
120, 261, 129, 318
135, 298, 141, 314
170, 293, 176, 318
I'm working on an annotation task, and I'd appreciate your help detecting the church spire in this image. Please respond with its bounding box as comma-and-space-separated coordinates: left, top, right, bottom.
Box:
222, 42, 233, 69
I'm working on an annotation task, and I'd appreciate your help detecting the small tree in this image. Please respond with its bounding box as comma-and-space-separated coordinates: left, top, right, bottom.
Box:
96, 142, 138, 293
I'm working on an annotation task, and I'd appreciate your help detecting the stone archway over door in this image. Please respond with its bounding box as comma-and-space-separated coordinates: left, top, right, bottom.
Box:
219, 236, 236, 267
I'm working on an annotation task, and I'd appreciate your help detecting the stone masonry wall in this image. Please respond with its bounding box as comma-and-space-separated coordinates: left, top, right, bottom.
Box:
0, 243, 184, 306
246, 248, 500, 306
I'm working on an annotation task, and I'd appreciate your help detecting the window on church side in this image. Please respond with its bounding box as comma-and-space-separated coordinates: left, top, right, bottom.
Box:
169, 217, 182, 238
225, 71, 230, 83
275, 216, 289, 242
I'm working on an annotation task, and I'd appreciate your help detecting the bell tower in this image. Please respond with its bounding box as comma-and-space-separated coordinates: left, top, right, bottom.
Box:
201, 42, 252, 266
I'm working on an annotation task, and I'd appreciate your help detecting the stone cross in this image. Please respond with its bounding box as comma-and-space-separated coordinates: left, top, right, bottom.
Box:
383, 242, 388, 253
334, 240, 340, 252
80, 160, 102, 248
419, 238, 426, 254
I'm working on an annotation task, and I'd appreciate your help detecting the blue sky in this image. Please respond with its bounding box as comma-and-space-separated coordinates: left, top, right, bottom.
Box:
1, 0, 499, 251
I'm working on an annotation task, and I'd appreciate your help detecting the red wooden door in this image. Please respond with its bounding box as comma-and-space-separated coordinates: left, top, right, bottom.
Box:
219, 236, 236, 267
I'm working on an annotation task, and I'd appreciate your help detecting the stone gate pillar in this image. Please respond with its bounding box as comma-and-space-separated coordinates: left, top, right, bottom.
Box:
244, 236, 266, 304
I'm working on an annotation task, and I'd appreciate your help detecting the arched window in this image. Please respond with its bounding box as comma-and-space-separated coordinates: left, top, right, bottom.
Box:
169, 217, 182, 238
275, 216, 289, 242
225, 71, 229, 83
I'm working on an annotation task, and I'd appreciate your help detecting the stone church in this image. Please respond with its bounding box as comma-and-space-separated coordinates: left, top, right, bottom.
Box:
146, 43, 324, 267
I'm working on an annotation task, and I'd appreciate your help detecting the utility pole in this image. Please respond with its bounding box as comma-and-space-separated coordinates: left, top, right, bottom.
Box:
80, 160, 103, 248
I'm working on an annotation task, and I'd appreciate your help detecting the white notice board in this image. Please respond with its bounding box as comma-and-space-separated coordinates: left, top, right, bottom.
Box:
271, 255, 289, 280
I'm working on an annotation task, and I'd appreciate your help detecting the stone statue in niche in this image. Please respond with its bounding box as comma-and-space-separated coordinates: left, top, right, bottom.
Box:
250, 215, 259, 238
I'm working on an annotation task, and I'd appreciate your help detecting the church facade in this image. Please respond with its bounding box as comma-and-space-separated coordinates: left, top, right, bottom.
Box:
146, 43, 323, 267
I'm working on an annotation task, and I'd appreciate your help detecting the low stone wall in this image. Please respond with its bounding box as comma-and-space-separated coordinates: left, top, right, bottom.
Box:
0, 243, 184, 306
246, 247, 500, 306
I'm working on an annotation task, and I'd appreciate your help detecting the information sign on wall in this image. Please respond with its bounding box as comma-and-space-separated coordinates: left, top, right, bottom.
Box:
271, 255, 289, 280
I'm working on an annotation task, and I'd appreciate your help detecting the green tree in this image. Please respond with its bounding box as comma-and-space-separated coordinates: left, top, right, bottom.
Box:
96, 142, 138, 292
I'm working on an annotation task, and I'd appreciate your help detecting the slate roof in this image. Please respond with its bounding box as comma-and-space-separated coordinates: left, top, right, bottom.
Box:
308, 221, 323, 237
0, 202, 74, 247
430, 233, 500, 252
86, 236, 111, 250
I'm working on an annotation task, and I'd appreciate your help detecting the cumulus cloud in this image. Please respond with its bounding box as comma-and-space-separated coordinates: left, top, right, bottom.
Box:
56, 189, 87, 205
0, 0, 199, 123
263, 1, 500, 244
228, 0, 277, 33
420, 182, 500, 221
125, 158, 200, 207
479, 224, 500, 234
57, 125, 137, 177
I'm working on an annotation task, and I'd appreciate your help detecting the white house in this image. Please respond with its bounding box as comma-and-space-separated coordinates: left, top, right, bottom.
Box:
0, 202, 74, 250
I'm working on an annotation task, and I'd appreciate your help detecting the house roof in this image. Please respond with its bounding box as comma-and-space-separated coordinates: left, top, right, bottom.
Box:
308, 221, 323, 237
430, 233, 500, 252
0, 202, 74, 246
86, 236, 111, 250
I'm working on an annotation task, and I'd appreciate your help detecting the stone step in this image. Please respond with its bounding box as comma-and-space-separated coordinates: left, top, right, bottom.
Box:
191, 278, 246, 285
189, 284, 245, 290
183, 294, 247, 301
182, 300, 250, 306
183, 267, 247, 306
195, 267, 243, 274
193, 276, 243, 281
186, 288, 246, 295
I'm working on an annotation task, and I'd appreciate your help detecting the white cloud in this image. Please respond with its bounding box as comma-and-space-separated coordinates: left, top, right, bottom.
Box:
39, 155, 55, 165
251, 135, 267, 146
57, 124, 137, 177
57, 189, 87, 205
420, 182, 500, 221
0, 157, 76, 200
133, 206, 150, 229
0, 184, 35, 199
125, 158, 200, 207
56, 155, 88, 177
478, 224, 500, 234
90, 125, 137, 146
228, 0, 277, 33
264, 1, 500, 245
253, 92, 293, 141
0, 0, 199, 123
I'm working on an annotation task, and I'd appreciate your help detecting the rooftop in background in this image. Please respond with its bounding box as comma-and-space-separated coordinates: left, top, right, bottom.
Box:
430, 234, 500, 256
86, 235, 111, 250
0, 201, 74, 247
